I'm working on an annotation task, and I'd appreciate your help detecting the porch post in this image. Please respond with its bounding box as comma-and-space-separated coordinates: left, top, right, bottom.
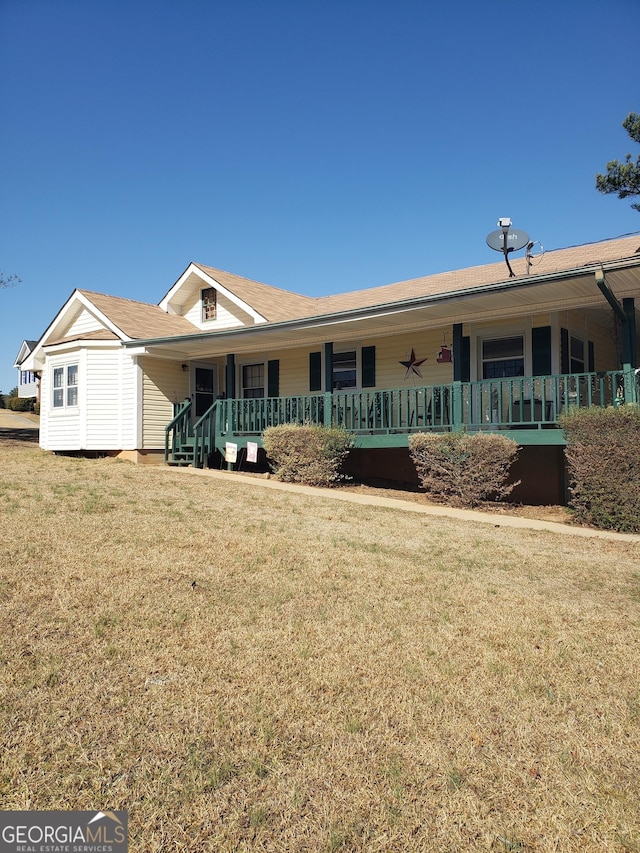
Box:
452, 324, 466, 430
323, 342, 333, 425
452, 324, 464, 382
225, 354, 236, 399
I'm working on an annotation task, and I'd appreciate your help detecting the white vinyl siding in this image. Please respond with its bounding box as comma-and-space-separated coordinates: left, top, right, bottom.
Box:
272, 332, 450, 397
142, 358, 189, 448
372, 331, 448, 389
65, 308, 104, 337
562, 309, 616, 372
182, 287, 254, 331
40, 346, 139, 451
83, 350, 123, 449
277, 347, 314, 395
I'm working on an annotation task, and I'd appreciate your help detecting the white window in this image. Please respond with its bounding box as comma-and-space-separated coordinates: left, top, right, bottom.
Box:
570, 335, 585, 373
242, 363, 264, 398
332, 350, 357, 390
482, 336, 524, 379
52, 363, 78, 408
201, 287, 217, 321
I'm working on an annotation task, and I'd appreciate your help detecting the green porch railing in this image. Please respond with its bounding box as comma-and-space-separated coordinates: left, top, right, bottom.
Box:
164, 398, 192, 463
192, 401, 220, 468
166, 369, 638, 466
215, 369, 636, 438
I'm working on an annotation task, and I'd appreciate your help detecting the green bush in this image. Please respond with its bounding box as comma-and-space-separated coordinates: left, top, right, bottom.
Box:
6, 396, 35, 412
559, 405, 640, 532
408, 431, 520, 508
262, 423, 354, 487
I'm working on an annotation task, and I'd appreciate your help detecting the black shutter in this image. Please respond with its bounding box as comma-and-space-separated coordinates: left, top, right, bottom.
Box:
588, 341, 595, 372
324, 342, 333, 392
361, 346, 376, 388
309, 351, 322, 392
267, 359, 279, 397
532, 326, 552, 376
460, 336, 471, 382
560, 328, 569, 374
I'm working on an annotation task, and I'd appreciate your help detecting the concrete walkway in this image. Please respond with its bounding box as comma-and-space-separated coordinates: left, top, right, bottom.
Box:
160, 465, 640, 544
0, 411, 39, 429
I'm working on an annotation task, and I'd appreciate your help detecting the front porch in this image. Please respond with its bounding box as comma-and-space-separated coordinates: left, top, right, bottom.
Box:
165, 368, 638, 468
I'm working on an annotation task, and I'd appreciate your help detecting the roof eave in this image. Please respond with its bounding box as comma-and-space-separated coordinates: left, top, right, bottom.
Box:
124, 255, 639, 350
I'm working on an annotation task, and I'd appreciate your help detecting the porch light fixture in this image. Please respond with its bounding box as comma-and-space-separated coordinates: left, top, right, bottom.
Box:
181, 363, 188, 372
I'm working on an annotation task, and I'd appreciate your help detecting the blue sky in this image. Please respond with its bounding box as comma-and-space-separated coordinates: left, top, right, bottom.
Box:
1, 0, 639, 394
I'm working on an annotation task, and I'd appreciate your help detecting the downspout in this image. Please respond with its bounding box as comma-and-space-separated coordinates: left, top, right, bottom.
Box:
595, 268, 634, 403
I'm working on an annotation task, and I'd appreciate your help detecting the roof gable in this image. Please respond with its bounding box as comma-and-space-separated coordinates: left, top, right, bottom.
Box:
13, 339, 38, 367
159, 262, 318, 326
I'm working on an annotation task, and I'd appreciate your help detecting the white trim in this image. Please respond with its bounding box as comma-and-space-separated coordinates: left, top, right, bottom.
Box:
472, 322, 532, 381
332, 341, 360, 391
25, 290, 129, 371
134, 358, 143, 449
159, 263, 268, 324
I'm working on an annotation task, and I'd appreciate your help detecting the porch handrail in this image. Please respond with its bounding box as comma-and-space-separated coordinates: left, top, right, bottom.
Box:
164, 398, 192, 463
213, 368, 636, 439
192, 400, 221, 468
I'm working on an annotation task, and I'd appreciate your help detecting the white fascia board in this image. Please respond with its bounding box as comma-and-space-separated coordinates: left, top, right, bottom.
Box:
44, 339, 123, 352
25, 337, 123, 373
124, 344, 191, 360
19, 352, 39, 372
157, 264, 194, 310
159, 263, 267, 324
27, 290, 131, 368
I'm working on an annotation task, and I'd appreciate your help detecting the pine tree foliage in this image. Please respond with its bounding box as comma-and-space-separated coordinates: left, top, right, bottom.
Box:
596, 112, 640, 212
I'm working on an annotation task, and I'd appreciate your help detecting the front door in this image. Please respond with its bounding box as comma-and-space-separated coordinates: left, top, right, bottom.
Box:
192, 364, 218, 417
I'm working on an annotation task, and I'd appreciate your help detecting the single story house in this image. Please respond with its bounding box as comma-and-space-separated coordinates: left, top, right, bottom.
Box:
22, 233, 640, 504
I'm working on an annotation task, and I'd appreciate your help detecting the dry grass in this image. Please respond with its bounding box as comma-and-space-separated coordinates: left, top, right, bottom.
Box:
1, 438, 639, 852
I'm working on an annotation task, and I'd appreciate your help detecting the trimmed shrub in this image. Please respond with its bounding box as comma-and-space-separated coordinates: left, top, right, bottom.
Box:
262, 423, 354, 487
6, 396, 34, 412
559, 405, 640, 532
408, 431, 520, 508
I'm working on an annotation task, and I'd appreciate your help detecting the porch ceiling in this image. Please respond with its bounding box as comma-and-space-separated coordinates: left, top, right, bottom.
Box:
129, 265, 639, 360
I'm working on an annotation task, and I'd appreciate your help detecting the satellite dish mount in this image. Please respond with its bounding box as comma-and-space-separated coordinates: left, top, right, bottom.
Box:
486, 218, 530, 278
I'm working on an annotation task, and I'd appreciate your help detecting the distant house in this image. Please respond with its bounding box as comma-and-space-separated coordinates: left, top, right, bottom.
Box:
13, 340, 39, 399
21, 234, 640, 503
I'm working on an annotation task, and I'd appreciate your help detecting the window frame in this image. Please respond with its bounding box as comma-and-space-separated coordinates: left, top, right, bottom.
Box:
481, 335, 525, 379
52, 362, 79, 410
332, 347, 359, 390
201, 287, 217, 322
569, 334, 585, 373
241, 362, 265, 399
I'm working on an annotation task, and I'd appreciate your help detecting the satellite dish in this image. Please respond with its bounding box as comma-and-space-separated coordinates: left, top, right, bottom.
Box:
486, 228, 530, 252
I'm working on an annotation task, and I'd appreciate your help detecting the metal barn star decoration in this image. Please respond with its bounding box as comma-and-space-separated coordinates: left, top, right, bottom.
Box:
400, 348, 427, 379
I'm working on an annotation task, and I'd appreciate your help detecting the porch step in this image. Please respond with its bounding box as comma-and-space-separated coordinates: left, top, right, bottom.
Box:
167, 444, 195, 466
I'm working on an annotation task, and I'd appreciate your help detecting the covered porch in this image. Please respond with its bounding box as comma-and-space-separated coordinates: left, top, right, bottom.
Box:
165, 367, 638, 468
